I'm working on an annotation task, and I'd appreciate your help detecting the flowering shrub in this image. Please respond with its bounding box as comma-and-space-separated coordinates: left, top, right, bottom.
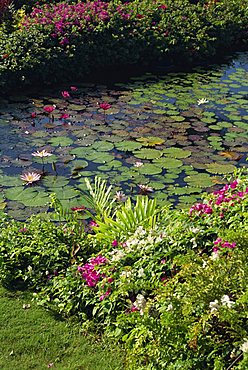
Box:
0, 168, 248, 368
0, 0, 247, 89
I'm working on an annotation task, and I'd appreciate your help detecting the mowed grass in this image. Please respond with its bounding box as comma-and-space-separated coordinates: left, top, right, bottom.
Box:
0, 287, 124, 370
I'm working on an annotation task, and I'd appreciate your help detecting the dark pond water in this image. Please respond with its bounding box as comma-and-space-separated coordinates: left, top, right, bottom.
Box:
0, 52, 247, 219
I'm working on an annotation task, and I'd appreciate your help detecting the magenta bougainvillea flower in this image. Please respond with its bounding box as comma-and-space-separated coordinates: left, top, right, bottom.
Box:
112, 240, 118, 247
213, 238, 236, 253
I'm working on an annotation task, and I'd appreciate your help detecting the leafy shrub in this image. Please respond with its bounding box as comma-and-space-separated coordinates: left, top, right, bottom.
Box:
120, 231, 248, 369
0, 0, 247, 90
0, 214, 89, 289
0, 169, 247, 368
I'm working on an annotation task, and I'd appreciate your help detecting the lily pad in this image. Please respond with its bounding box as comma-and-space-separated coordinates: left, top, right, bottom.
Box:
206, 163, 236, 174
134, 148, 163, 160
115, 141, 142, 152
163, 148, 191, 159
136, 136, 165, 147
49, 137, 73, 147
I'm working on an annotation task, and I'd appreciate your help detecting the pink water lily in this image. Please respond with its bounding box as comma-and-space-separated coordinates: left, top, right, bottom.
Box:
43, 105, 56, 114
59, 113, 70, 119
61, 90, 70, 98
99, 102, 111, 110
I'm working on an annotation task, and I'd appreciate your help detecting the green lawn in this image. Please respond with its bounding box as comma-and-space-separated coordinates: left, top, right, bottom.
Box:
0, 287, 124, 370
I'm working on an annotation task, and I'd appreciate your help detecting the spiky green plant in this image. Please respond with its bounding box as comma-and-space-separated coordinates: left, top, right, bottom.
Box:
93, 195, 168, 243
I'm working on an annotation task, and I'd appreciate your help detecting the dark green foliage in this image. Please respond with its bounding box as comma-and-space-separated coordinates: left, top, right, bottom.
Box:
0, 0, 247, 90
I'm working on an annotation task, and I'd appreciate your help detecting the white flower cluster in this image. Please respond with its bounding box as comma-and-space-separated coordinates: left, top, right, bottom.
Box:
134, 294, 146, 315
240, 339, 248, 353
209, 295, 235, 313
125, 226, 165, 253
109, 249, 125, 261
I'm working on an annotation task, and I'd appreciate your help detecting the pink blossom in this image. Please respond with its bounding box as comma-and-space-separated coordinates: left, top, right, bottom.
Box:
112, 239, 118, 247
43, 105, 56, 114
61, 90, 70, 98
100, 287, 111, 301
70, 86, 78, 91
99, 102, 111, 110
59, 113, 70, 119
31, 112, 36, 118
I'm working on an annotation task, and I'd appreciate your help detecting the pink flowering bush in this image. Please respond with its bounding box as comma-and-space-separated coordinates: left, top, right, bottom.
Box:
0, 0, 247, 89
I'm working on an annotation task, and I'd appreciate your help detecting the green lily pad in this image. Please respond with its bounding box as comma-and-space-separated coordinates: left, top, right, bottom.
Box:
206, 163, 236, 174
52, 187, 79, 200
153, 157, 183, 169
0, 176, 23, 187
49, 137, 73, 147
115, 141, 142, 152
163, 148, 191, 159
134, 148, 163, 160
91, 141, 114, 151
138, 163, 163, 175
136, 136, 165, 147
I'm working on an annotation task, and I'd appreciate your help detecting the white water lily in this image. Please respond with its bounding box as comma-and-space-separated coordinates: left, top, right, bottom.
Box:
134, 161, 144, 168
197, 98, 209, 105
32, 149, 52, 158
20, 172, 41, 184
138, 184, 154, 193
114, 191, 127, 202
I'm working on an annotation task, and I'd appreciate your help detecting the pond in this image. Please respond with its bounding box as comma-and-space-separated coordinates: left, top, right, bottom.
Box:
0, 52, 247, 220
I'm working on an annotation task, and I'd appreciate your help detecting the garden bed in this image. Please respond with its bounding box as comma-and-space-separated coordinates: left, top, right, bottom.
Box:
0, 170, 248, 369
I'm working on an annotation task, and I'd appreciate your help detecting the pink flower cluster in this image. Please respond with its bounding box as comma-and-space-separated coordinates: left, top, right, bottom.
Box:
213, 238, 236, 253
189, 179, 248, 218
23, 1, 113, 45
213, 180, 248, 206
78, 255, 107, 287
189, 203, 213, 216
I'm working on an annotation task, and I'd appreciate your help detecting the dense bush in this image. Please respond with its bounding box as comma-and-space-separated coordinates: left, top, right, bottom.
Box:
0, 213, 90, 289
0, 0, 247, 90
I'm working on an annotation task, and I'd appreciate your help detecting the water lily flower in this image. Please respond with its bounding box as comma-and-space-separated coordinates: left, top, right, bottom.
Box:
61, 90, 70, 98
134, 161, 144, 168
70, 86, 78, 91
197, 98, 209, 105
138, 184, 154, 194
20, 172, 41, 184
43, 105, 56, 114
59, 113, 70, 119
99, 102, 111, 110
115, 191, 127, 202
32, 149, 52, 158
